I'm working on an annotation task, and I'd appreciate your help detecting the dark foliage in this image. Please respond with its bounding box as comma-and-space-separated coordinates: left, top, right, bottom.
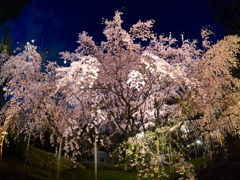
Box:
197, 135, 240, 180
0, 0, 32, 25
207, 0, 240, 36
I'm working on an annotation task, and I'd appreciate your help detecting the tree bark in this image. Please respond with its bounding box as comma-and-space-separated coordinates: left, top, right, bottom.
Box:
57, 137, 63, 180
94, 134, 98, 180
156, 136, 160, 180
24, 129, 32, 177
0, 131, 7, 161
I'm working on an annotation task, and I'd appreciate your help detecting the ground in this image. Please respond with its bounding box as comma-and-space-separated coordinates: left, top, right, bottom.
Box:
0, 154, 36, 180
0, 137, 240, 179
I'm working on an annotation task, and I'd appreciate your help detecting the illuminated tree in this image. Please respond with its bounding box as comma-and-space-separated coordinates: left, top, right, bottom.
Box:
190, 34, 240, 152
0, 42, 83, 179
57, 12, 200, 142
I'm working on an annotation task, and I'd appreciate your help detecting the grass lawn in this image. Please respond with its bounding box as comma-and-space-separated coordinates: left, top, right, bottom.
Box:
63, 168, 136, 180
1, 145, 210, 180
1, 145, 137, 180
1, 156, 137, 180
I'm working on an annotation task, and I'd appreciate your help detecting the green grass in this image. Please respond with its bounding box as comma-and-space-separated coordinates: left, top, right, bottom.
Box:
2, 156, 136, 180
2, 145, 137, 180
188, 156, 210, 171
22, 145, 85, 172
0, 157, 136, 180
63, 168, 136, 180
1, 144, 210, 180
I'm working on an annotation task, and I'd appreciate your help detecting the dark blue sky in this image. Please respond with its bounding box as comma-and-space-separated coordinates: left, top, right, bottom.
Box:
8, 0, 224, 63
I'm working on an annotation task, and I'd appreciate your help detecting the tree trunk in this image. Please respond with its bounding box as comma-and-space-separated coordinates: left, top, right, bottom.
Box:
156, 136, 160, 180
194, 142, 198, 158
24, 129, 32, 177
94, 135, 98, 180
169, 142, 173, 179
0, 131, 7, 161
56, 137, 63, 180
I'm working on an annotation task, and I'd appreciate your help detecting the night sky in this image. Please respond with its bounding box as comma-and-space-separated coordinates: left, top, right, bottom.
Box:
8, 0, 224, 63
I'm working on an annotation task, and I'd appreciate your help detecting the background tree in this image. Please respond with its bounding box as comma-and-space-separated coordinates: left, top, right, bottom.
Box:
0, 26, 12, 55
0, 0, 32, 25
207, 0, 240, 36
207, 0, 240, 78
0, 0, 32, 53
